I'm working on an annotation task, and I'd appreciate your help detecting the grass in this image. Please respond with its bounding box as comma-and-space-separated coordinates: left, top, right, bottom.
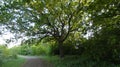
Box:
2, 58, 25, 67
2, 55, 120, 67
41, 55, 120, 67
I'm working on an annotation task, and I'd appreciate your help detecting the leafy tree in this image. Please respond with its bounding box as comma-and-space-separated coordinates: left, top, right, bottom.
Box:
27, 0, 93, 57
0, 0, 93, 57
87, 0, 120, 30
82, 0, 120, 63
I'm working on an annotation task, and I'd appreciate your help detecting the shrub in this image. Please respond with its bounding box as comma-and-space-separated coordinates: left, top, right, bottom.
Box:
19, 45, 31, 55
83, 34, 120, 63
19, 43, 52, 56
0, 50, 3, 66
50, 41, 84, 55
0, 45, 18, 66
0, 46, 10, 65
31, 44, 51, 55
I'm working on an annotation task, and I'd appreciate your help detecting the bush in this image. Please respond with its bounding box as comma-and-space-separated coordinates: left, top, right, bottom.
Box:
0, 45, 18, 66
19, 45, 31, 55
0, 46, 9, 65
50, 41, 84, 55
0, 46, 7, 65
0, 51, 3, 66
83, 31, 120, 63
19, 43, 52, 56
31, 45, 46, 55
31, 44, 52, 55
43, 55, 119, 67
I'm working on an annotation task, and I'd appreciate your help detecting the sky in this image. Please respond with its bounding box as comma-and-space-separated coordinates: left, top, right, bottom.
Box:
0, 25, 28, 48
0, 31, 21, 48
0, 0, 27, 48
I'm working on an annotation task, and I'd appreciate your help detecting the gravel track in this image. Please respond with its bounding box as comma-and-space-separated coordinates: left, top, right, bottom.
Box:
19, 55, 53, 67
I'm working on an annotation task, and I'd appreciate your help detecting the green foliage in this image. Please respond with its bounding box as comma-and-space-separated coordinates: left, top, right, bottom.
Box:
2, 57, 25, 67
19, 45, 31, 55
78, 0, 120, 63
0, 46, 9, 66
0, 0, 120, 65
19, 43, 52, 56
82, 25, 120, 63
9, 46, 21, 59
42, 55, 120, 67
31, 45, 47, 55
0, 45, 18, 66
51, 42, 84, 55
1, 0, 92, 57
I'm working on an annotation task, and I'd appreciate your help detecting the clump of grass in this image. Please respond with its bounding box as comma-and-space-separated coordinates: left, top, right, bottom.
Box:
2, 58, 25, 67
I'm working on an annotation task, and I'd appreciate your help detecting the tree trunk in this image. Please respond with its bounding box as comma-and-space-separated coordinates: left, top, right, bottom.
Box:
58, 41, 64, 58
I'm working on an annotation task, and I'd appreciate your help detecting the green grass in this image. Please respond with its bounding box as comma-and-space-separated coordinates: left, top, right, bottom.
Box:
2, 58, 25, 67
41, 55, 120, 67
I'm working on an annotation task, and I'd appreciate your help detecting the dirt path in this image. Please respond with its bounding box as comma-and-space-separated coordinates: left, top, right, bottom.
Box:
19, 55, 53, 67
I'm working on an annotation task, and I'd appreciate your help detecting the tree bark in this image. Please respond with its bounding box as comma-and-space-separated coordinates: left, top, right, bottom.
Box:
58, 41, 64, 58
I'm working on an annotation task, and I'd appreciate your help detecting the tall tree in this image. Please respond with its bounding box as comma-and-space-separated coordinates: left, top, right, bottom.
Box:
0, 0, 93, 57
25, 0, 90, 57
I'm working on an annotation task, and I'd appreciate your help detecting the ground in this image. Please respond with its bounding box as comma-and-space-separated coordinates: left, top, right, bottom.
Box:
19, 55, 53, 67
